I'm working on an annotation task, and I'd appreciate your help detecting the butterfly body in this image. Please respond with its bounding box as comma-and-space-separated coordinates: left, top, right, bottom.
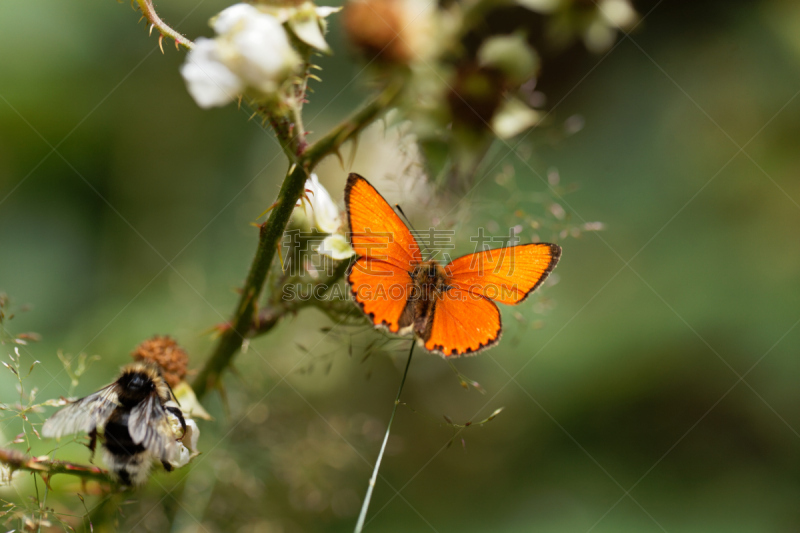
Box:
345, 173, 561, 357
397, 260, 449, 340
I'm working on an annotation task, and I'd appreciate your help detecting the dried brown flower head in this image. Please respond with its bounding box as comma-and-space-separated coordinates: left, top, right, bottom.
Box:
343, 0, 431, 64
131, 335, 189, 387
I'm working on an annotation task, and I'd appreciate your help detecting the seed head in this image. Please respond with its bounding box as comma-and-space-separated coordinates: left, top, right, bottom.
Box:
131, 335, 189, 387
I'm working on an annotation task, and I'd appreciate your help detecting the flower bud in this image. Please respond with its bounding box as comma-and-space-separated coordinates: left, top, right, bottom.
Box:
181, 3, 303, 108
255, 1, 341, 54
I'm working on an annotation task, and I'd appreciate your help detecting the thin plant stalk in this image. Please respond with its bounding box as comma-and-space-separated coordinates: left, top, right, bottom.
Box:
354, 341, 415, 533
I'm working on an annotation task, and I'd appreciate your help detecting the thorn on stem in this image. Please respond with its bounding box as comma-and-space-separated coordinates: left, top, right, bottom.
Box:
158, 34, 165, 54
256, 201, 279, 220
334, 149, 345, 170
277, 242, 286, 273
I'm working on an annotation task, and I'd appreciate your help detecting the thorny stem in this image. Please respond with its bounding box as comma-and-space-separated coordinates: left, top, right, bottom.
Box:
354, 342, 415, 533
0, 447, 111, 484
134, 0, 194, 50
193, 162, 308, 399
193, 83, 403, 399
268, 107, 308, 162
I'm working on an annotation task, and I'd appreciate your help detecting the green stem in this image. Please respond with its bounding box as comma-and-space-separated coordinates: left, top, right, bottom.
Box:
193, 162, 308, 399
267, 103, 308, 162
354, 342, 415, 533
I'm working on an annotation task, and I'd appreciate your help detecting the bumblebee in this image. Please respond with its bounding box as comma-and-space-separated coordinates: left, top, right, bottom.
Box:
42, 362, 187, 486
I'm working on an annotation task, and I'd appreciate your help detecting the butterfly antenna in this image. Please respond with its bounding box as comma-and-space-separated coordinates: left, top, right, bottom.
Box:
395, 204, 432, 261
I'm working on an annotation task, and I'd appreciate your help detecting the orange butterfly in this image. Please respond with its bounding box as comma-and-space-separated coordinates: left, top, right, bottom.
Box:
345, 173, 561, 357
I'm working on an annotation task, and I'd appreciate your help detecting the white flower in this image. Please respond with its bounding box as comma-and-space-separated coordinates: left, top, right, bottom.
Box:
173, 380, 213, 421
293, 174, 355, 260
166, 409, 201, 469
301, 174, 341, 234
318, 233, 355, 260
181, 38, 243, 108
258, 2, 341, 53
181, 3, 302, 108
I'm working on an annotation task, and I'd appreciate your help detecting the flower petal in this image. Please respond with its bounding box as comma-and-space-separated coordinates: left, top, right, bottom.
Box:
173, 381, 214, 421
231, 13, 302, 90
319, 234, 355, 260
181, 38, 243, 108
308, 174, 341, 233
212, 3, 259, 34
289, 12, 331, 53
315, 6, 342, 18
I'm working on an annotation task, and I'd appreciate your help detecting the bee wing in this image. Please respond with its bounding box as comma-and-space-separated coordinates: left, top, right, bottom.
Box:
41, 384, 121, 439
128, 394, 180, 462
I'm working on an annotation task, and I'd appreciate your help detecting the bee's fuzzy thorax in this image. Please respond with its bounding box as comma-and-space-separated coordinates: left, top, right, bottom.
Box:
117, 362, 172, 403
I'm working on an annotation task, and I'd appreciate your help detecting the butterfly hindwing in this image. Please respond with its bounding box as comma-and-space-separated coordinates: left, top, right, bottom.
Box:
423, 287, 502, 357
348, 258, 414, 333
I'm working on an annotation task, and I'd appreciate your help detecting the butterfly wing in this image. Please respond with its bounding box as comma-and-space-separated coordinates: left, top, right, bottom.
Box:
348, 258, 415, 333
345, 173, 422, 271
346, 173, 422, 333
41, 384, 121, 439
129, 394, 181, 463
445, 243, 561, 305
423, 287, 501, 357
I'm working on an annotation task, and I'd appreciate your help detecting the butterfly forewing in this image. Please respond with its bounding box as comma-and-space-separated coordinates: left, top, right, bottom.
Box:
445, 243, 561, 305
345, 173, 422, 270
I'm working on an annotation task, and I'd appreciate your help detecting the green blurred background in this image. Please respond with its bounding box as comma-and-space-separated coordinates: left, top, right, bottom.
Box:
2, 0, 800, 531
